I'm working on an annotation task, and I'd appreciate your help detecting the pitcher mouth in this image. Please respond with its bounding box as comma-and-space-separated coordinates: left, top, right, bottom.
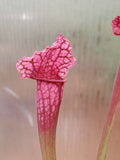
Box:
30, 76, 67, 83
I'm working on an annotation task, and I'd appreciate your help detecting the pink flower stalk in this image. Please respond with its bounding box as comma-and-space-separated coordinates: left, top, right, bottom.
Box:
97, 65, 120, 160
97, 17, 120, 160
16, 34, 76, 160
112, 16, 120, 35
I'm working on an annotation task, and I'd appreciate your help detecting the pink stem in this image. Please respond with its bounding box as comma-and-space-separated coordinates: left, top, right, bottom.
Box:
97, 65, 120, 160
37, 80, 64, 160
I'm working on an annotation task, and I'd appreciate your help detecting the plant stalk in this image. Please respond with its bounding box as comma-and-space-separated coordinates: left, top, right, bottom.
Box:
97, 65, 120, 160
36, 80, 64, 160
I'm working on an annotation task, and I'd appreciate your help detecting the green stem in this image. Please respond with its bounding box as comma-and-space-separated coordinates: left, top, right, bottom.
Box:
39, 127, 56, 160
97, 102, 120, 160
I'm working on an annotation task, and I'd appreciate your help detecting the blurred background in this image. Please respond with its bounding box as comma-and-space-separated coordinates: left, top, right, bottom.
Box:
0, 0, 120, 160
